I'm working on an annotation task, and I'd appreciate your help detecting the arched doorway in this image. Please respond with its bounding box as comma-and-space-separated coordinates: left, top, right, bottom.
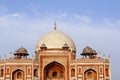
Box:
44, 61, 65, 80
84, 69, 97, 80
12, 69, 24, 80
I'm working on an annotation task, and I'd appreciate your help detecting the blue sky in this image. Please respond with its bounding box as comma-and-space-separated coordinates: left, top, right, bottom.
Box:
0, 0, 120, 79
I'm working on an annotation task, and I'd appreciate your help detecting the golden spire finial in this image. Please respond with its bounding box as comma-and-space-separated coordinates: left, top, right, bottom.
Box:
54, 22, 56, 30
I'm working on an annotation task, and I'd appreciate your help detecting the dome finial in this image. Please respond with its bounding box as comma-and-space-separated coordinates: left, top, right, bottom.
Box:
54, 22, 57, 30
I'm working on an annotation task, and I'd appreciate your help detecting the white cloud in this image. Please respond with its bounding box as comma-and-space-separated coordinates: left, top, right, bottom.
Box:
11, 13, 21, 17
0, 12, 120, 54
74, 14, 92, 24
0, 12, 119, 55
0, 11, 119, 79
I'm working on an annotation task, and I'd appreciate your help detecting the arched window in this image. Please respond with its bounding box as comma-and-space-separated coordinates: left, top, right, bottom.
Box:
106, 68, 109, 77
34, 69, 38, 77
1, 69, 3, 77
52, 71, 57, 77
17, 72, 22, 79
71, 69, 75, 77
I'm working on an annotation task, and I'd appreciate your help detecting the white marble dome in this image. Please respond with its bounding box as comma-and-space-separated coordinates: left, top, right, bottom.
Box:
35, 29, 76, 52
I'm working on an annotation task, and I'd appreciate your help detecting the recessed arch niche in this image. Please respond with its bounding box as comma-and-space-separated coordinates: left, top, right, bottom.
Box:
12, 69, 24, 80
44, 61, 65, 80
84, 69, 97, 80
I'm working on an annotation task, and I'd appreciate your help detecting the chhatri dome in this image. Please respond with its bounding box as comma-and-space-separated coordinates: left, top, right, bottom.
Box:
35, 22, 76, 52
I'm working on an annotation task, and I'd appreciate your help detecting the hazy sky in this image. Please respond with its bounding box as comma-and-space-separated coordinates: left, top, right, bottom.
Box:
0, 0, 120, 79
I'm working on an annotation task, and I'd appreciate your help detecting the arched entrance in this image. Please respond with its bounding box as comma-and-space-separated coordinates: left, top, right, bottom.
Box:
84, 69, 97, 80
12, 69, 24, 80
44, 61, 65, 80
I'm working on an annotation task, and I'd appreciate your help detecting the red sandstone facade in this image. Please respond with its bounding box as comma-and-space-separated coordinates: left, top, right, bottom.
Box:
0, 24, 111, 80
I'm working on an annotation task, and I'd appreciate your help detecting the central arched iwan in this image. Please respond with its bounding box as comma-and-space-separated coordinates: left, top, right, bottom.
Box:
44, 61, 65, 80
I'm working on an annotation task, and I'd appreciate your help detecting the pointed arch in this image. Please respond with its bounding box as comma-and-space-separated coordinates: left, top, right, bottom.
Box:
44, 61, 65, 80
12, 69, 24, 80
84, 69, 97, 80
